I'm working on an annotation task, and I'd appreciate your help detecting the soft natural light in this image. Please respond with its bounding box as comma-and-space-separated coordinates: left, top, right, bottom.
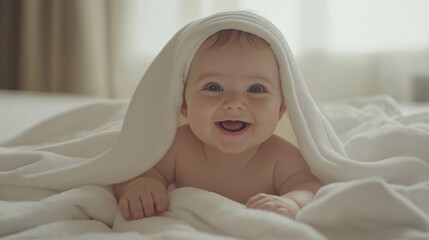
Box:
117, 0, 429, 101
326, 0, 429, 54
125, 0, 429, 56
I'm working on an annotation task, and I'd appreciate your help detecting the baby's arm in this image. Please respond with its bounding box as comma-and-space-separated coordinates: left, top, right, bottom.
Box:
114, 144, 176, 220
246, 180, 321, 219
247, 141, 322, 219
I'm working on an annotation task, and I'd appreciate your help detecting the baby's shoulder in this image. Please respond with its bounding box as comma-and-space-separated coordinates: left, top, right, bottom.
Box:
265, 135, 309, 174
263, 134, 301, 157
260, 134, 306, 170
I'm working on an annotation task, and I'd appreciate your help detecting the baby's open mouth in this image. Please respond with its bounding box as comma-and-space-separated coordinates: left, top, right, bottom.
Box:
216, 120, 249, 132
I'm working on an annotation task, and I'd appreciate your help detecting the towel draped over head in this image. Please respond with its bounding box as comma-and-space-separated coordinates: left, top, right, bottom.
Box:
2, 10, 428, 190
104, 10, 347, 185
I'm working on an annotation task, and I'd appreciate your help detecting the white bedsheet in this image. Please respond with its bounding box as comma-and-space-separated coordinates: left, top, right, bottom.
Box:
1, 90, 428, 239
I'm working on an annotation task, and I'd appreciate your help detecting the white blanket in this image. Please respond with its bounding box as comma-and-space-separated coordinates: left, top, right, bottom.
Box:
1, 10, 429, 239
1, 178, 428, 239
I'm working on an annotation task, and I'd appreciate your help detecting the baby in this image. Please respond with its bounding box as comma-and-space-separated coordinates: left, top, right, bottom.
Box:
114, 30, 322, 221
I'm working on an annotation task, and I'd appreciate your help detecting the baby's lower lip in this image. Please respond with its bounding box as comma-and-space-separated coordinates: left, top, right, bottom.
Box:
215, 121, 251, 136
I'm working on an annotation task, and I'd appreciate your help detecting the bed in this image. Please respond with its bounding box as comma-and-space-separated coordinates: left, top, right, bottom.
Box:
0, 89, 428, 240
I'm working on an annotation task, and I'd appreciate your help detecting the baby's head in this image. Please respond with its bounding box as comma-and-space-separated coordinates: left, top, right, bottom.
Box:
182, 30, 286, 154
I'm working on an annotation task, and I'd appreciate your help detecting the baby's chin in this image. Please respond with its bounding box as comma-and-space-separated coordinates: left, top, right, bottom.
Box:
210, 140, 263, 155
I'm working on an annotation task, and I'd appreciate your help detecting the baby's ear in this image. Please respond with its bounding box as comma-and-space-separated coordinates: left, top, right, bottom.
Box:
278, 102, 286, 120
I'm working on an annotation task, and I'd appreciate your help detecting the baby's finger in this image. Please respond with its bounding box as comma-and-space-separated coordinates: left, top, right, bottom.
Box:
275, 207, 296, 219
246, 193, 268, 207
140, 192, 155, 218
128, 196, 144, 220
118, 198, 131, 221
152, 190, 169, 213
259, 201, 278, 211
247, 198, 271, 209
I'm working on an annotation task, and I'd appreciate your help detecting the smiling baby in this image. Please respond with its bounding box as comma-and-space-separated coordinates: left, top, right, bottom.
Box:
114, 30, 322, 221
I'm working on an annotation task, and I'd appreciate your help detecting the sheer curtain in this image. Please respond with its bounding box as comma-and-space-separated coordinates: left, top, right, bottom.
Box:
0, 0, 242, 97
1, 0, 429, 101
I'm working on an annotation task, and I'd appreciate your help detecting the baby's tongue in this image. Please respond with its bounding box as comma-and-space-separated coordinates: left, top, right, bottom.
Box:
221, 121, 244, 131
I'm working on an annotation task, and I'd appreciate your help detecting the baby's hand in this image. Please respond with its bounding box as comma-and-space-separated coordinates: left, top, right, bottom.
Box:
118, 177, 169, 220
246, 193, 300, 219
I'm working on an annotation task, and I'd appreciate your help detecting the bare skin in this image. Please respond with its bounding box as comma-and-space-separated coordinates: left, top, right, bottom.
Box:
114, 31, 322, 221
115, 125, 321, 220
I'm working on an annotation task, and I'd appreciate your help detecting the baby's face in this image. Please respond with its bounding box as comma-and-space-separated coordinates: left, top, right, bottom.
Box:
182, 33, 285, 154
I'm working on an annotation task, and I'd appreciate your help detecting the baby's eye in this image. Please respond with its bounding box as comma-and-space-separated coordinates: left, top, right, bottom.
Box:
206, 83, 223, 92
248, 84, 264, 93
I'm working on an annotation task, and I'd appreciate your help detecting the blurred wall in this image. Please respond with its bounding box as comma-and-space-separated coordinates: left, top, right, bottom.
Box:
1, 0, 428, 102
116, 0, 429, 102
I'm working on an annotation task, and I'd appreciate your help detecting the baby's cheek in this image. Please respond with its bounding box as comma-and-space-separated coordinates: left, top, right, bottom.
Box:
189, 110, 210, 126
187, 111, 212, 139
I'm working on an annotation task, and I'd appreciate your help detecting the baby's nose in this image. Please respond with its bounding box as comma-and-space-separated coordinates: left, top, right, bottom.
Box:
222, 94, 247, 111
